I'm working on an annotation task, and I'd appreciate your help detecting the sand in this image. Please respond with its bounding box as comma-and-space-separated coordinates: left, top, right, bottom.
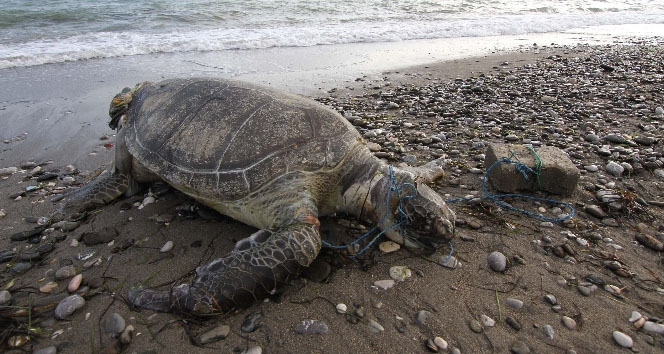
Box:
1, 36, 664, 354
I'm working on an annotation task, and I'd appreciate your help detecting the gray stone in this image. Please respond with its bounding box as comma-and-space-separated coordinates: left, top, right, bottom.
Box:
543, 324, 554, 339
487, 251, 506, 272
612, 331, 633, 348
104, 312, 126, 334
584, 205, 607, 218
32, 346, 57, 354
0, 290, 11, 305
11, 262, 32, 274
583, 165, 598, 172
295, 320, 329, 334
544, 294, 557, 305
54, 295, 85, 319
584, 134, 599, 143
485, 144, 579, 196
656, 106, 664, 115
561, 316, 576, 329
199, 324, 230, 344
416, 310, 433, 325
510, 341, 530, 354
55, 265, 77, 280
605, 161, 624, 177
403, 155, 417, 164
241, 346, 262, 354
367, 319, 384, 333
605, 134, 629, 144
505, 298, 523, 309
438, 255, 461, 269
469, 319, 482, 333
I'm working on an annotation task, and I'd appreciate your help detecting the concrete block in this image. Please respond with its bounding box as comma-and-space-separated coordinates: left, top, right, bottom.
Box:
484, 144, 579, 196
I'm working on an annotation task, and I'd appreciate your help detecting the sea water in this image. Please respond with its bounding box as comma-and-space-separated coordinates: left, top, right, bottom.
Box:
1, 0, 663, 69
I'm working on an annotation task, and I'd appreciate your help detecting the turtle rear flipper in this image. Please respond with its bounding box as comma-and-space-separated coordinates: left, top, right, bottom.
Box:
130, 221, 321, 314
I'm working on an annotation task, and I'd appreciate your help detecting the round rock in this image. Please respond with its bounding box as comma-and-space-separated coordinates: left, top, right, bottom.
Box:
32, 346, 57, 354
54, 295, 85, 320
199, 324, 230, 344
612, 331, 633, 348
505, 298, 523, 309
488, 251, 507, 272
510, 341, 530, 354
0, 290, 12, 305
104, 312, 126, 334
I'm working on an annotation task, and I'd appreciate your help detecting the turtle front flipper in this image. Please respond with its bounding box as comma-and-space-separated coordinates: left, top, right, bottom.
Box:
129, 221, 322, 315
59, 170, 130, 216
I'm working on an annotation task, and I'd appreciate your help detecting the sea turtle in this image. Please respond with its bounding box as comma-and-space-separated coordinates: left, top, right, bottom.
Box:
60, 78, 455, 315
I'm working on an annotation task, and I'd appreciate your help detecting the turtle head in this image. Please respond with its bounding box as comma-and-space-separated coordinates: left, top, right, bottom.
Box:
375, 170, 455, 249
108, 82, 146, 130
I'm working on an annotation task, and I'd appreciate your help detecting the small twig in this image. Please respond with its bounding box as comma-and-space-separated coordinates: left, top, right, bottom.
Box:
495, 290, 502, 321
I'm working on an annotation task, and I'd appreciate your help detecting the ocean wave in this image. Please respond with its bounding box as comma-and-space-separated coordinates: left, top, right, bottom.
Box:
1, 11, 663, 69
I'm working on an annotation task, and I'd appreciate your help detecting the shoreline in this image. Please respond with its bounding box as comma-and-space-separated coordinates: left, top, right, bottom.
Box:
1, 25, 663, 172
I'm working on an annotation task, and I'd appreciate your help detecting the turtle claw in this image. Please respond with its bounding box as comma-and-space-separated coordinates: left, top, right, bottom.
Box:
128, 286, 172, 313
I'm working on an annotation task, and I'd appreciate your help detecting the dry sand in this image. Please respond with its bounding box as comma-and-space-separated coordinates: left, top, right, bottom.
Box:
1, 41, 664, 354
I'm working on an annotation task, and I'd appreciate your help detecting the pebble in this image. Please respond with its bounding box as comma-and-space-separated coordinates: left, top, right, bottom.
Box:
40, 282, 58, 293
606, 161, 624, 176
577, 285, 592, 296
336, 303, 347, 314
481, 314, 495, 327
510, 341, 530, 354
561, 316, 576, 330
295, 319, 329, 334
506, 316, 521, 331
643, 321, 664, 334
374, 279, 395, 290
0, 290, 11, 305
544, 294, 557, 305
434, 337, 448, 350
241, 312, 261, 333
416, 310, 432, 325
505, 298, 523, 309
32, 346, 57, 354
584, 165, 598, 172
82, 228, 117, 245
389, 266, 412, 281
486, 251, 507, 272
0, 166, 18, 176
612, 330, 633, 348
54, 295, 85, 319
584, 204, 607, 218
120, 325, 135, 345
367, 319, 384, 333
198, 324, 230, 344
241, 346, 262, 354
68, 274, 83, 292
543, 324, 555, 339
469, 319, 483, 333
160, 240, 174, 253
11, 262, 32, 274
104, 313, 126, 334
628, 311, 642, 322
379, 241, 400, 253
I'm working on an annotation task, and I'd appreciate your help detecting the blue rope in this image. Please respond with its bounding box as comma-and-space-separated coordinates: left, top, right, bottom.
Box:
445, 157, 576, 223
322, 165, 418, 255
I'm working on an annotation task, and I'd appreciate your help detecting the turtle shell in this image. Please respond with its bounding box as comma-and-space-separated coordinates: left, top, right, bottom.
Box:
123, 78, 361, 200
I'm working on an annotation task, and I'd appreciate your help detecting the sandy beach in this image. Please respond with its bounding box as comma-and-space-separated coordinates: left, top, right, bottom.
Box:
1, 31, 664, 354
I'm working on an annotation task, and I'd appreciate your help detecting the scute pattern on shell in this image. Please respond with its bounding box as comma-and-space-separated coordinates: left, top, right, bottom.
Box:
124, 78, 361, 200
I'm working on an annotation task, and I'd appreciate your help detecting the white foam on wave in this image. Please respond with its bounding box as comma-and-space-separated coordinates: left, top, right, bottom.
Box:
1, 11, 662, 69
